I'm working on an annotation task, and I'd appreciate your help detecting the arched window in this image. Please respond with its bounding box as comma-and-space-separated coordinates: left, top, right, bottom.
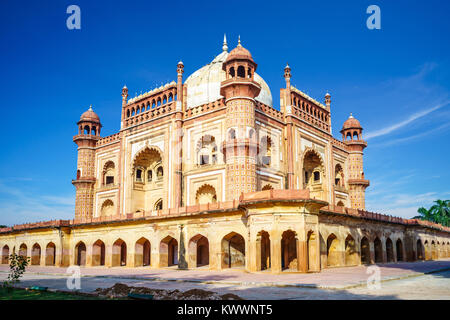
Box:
168, 93, 173, 102
157, 98, 161, 107
313, 171, 321, 182
84, 125, 90, 135
76, 170, 81, 180
237, 65, 245, 78
131, 108, 135, 116
163, 95, 167, 105
260, 136, 272, 166
147, 170, 153, 182
156, 166, 163, 179
247, 67, 252, 78
136, 168, 143, 182
154, 199, 163, 211
127, 109, 130, 118
346, 132, 351, 140
152, 100, 156, 109
195, 184, 217, 204
335, 164, 344, 187
228, 129, 236, 140
353, 132, 359, 140
197, 135, 217, 166
91, 126, 97, 136
229, 67, 235, 78
103, 161, 115, 185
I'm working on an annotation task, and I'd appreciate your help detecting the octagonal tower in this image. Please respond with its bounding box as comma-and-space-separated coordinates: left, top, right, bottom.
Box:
220, 38, 261, 200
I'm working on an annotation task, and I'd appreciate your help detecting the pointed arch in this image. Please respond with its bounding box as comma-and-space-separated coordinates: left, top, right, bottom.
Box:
360, 237, 370, 264
45, 242, 56, 266
135, 237, 151, 267
221, 232, 245, 269
112, 239, 127, 267
281, 230, 298, 271
160, 236, 178, 267
75, 241, 86, 266
92, 240, 105, 266
2, 245, 9, 264
188, 234, 209, 268
195, 184, 217, 205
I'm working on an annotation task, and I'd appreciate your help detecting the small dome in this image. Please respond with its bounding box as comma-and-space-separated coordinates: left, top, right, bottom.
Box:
342, 113, 361, 130
226, 44, 253, 62
80, 105, 100, 123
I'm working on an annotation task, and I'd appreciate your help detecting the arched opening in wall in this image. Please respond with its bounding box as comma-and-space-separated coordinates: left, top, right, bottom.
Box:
424, 240, 431, 260
336, 201, 345, 207
195, 184, 217, 205
19, 244, 27, 259
353, 132, 359, 140
135, 237, 151, 267
157, 98, 161, 107
228, 67, 235, 78
76, 170, 81, 180
281, 230, 298, 271
163, 96, 167, 105
335, 164, 344, 187
416, 239, 424, 260
345, 235, 358, 266
197, 135, 217, 166
127, 109, 130, 118
154, 199, 163, 211
132, 147, 163, 212
75, 242, 86, 266
302, 150, 324, 199
326, 234, 340, 267
259, 136, 273, 166
360, 237, 370, 264
112, 239, 127, 267
2, 245, 9, 264
91, 127, 97, 136
386, 238, 394, 263
188, 234, 209, 268
431, 241, 437, 260
92, 240, 105, 266
307, 231, 318, 271
168, 93, 173, 103
262, 184, 274, 191
346, 132, 352, 141
258, 231, 270, 271
45, 242, 56, 266
228, 128, 236, 140
103, 161, 115, 185
160, 236, 178, 267
221, 232, 245, 269
374, 238, 383, 263
100, 199, 114, 217
84, 125, 90, 135
396, 239, 404, 261
237, 65, 245, 78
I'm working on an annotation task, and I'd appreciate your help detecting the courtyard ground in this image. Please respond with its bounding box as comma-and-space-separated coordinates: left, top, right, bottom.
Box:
0, 259, 449, 299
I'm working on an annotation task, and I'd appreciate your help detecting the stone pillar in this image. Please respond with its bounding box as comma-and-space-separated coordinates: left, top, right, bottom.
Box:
105, 244, 113, 267
270, 230, 282, 274
178, 225, 188, 269
298, 240, 308, 273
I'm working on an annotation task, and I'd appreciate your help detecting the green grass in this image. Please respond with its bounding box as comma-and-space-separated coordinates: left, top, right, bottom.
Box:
0, 287, 105, 300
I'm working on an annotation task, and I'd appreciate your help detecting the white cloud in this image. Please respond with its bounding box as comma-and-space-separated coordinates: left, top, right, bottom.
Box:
365, 101, 450, 140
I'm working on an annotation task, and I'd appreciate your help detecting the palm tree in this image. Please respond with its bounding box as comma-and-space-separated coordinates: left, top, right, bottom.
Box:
414, 200, 450, 227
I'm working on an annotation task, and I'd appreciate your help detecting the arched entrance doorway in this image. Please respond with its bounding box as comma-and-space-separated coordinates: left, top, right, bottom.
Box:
160, 236, 178, 267
188, 234, 209, 268
45, 242, 56, 266
345, 235, 358, 266
19, 244, 27, 259
386, 238, 394, 262
112, 239, 127, 266
281, 230, 298, 271
92, 240, 106, 266
326, 234, 340, 267
396, 239, 403, 261
135, 237, 151, 267
221, 232, 245, 269
360, 237, 370, 264
374, 238, 383, 263
75, 242, 86, 266
2, 245, 9, 264
417, 239, 424, 260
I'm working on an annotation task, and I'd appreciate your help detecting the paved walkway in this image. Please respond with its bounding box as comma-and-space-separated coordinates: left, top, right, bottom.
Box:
1, 259, 449, 289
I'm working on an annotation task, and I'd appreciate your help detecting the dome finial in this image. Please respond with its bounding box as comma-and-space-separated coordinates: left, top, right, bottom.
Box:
349, 113, 354, 118
89, 104, 93, 111
238, 35, 242, 47
223, 34, 228, 52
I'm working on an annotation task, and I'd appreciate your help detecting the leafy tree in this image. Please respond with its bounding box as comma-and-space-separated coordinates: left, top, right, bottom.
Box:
414, 200, 450, 227
2, 253, 30, 289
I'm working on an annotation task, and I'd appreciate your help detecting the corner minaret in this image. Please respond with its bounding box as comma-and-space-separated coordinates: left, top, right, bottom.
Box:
340, 114, 370, 210
72, 106, 101, 219
220, 37, 261, 200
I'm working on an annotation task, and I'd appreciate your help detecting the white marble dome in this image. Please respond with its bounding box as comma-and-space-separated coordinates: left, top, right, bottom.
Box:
184, 50, 273, 109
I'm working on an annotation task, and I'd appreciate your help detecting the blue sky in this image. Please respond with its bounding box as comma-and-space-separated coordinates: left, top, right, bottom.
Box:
0, 0, 449, 226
